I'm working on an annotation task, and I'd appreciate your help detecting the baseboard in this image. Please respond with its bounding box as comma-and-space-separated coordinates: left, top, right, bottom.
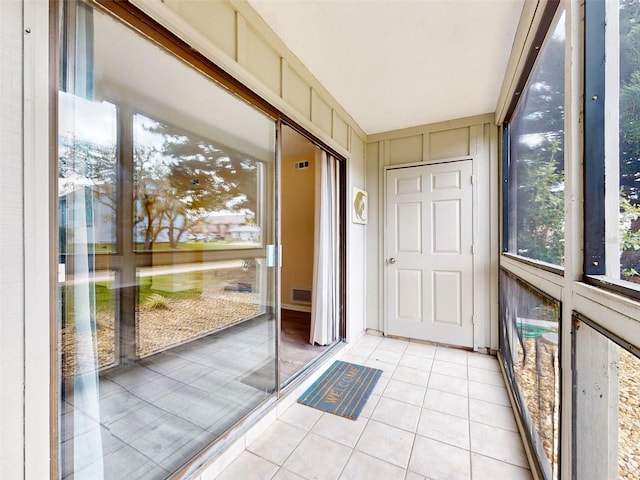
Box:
281, 303, 312, 313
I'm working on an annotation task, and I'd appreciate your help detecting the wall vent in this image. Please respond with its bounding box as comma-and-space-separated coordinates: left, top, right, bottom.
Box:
293, 160, 310, 170
291, 287, 312, 305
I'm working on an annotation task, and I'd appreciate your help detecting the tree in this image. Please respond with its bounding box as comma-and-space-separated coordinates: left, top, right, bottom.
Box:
620, 0, 640, 278
510, 27, 566, 266
133, 116, 259, 249
515, 140, 565, 265
59, 133, 117, 251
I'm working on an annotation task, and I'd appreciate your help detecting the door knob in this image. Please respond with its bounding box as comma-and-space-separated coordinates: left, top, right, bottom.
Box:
388, 258, 396, 264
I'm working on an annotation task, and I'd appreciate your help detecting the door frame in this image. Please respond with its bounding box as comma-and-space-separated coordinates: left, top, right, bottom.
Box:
383, 156, 483, 350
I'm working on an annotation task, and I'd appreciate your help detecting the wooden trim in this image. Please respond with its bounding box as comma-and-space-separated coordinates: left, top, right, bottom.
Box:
502, 0, 561, 123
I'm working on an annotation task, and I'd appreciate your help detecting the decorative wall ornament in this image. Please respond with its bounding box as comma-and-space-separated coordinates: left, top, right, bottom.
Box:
352, 187, 368, 224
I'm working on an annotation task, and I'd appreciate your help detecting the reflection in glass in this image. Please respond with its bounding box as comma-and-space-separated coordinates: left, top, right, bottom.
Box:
500, 270, 560, 479
133, 114, 262, 251
58, 93, 118, 253
508, 10, 565, 266
58, 2, 277, 479
135, 261, 262, 356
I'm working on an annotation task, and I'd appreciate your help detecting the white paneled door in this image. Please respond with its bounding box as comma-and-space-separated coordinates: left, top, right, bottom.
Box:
385, 160, 474, 347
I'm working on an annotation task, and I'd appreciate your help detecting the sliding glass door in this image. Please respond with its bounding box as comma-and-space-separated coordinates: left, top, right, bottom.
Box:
58, 2, 277, 477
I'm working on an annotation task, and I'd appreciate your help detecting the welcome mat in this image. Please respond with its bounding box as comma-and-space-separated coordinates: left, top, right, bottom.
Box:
297, 361, 382, 420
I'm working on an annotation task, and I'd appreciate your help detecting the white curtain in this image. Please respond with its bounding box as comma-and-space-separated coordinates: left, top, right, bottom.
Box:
68, 187, 104, 479
62, 5, 105, 477
310, 151, 339, 345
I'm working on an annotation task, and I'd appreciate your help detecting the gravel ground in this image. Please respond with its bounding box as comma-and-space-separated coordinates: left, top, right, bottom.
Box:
135, 292, 259, 356
515, 336, 640, 479
619, 348, 640, 480
62, 290, 258, 378
515, 336, 560, 474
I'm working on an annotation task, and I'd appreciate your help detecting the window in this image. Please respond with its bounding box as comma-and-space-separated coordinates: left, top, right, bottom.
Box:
500, 270, 561, 480
504, 8, 566, 267
585, 0, 640, 295
57, 3, 277, 478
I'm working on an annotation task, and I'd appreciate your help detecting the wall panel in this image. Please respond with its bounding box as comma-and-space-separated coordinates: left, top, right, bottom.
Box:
169, 0, 237, 60
389, 134, 423, 165
0, 2, 25, 477
311, 89, 332, 136
244, 26, 281, 94
285, 66, 311, 120
333, 112, 349, 150
429, 127, 470, 160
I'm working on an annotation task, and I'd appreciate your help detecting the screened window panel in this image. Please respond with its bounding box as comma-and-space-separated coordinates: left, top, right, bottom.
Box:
499, 270, 560, 480
507, 11, 566, 267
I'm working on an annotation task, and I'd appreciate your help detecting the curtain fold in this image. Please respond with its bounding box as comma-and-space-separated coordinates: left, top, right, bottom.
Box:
60, 4, 104, 478
310, 152, 339, 346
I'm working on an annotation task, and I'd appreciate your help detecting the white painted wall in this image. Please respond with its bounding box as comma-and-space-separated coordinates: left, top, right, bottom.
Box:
1, 2, 51, 478
0, 2, 26, 478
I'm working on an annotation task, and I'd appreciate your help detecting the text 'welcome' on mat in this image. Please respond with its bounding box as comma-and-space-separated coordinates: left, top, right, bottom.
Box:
297, 361, 382, 420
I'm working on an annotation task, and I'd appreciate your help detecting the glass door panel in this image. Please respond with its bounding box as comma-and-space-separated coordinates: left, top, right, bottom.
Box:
58, 2, 277, 478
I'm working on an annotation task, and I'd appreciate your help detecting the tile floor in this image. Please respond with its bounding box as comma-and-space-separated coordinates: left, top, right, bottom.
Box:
215, 334, 533, 480
61, 313, 336, 480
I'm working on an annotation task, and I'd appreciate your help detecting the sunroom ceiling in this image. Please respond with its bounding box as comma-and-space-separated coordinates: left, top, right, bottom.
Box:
248, 0, 525, 135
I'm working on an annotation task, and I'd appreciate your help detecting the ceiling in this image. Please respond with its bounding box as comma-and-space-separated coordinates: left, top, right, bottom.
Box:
248, 0, 525, 135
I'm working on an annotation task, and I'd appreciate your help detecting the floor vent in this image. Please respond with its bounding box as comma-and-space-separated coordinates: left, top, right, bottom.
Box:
291, 287, 312, 305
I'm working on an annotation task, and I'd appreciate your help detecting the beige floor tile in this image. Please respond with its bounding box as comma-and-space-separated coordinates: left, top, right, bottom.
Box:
364, 358, 397, 376
358, 393, 380, 418
417, 408, 470, 450
355, 420, 415, 468
471, 453, 532, 480
469, 422, 529, 468
339, 451, 406, 480
423, 389, 469, 419
434, 347, 468, 366
467, 353, 500, 372
392, 365, 431, 386
399, 354, 434, 371
280, 403, 323, 431
339, 353, 370, 366
371, 396, 421, 432
468, 381, 510, 407
211, 335, 531, 480
431, 360, 468, 379
247, 420, 307, 465
377, 337, 410, 353
272, 468, 306, 480
283, 433, 352, 480
405, 472, 428, 480
468, 367, 504, 387
427, 372, 468, 397
371, 375, 391, 396
405, 343, 437, 359
409, 436, 471, 480
311, 412, 368, 448
469, 399, 517, 432
371, 348, 403, 364
216, 451, 278, 480
383, 380, 426, 406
